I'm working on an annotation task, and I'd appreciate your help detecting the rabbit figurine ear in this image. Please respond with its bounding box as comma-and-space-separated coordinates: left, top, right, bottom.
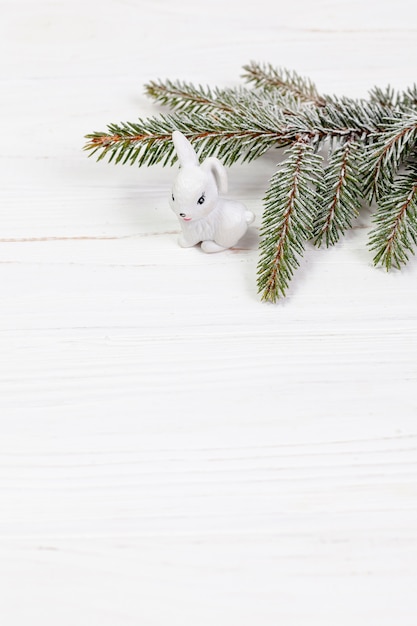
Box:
172, 131, 199, 167
201, 157, 228, 194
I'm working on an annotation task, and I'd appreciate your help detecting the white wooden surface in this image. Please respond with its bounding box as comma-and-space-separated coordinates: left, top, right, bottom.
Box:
1, 0, 417, 624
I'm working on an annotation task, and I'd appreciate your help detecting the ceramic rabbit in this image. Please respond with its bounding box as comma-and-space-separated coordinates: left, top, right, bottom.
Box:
169, 131, 255, 252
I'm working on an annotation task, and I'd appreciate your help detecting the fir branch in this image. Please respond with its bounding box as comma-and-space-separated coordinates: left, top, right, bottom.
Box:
85, 64, 417, 300
257, 140, 324, 301
242, 61, 327, 107
144, 79, 235, 114
276, 96, 391, 150
84, 95, 391, 168
363, 109, 417, 201
368, 85, 402, 108
369, 84, 417, 109
314, 141, 364, 247
84, 110, 292, 167
401, 84, 417, 108
369, 162, 417, 269
303, 97, 389, 142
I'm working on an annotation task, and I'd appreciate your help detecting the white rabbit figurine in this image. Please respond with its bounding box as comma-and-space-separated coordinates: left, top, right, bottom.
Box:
169, 131, 255, 252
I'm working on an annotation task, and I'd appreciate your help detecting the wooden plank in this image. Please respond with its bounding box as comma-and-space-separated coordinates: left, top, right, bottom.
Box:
1, 0, 417, 624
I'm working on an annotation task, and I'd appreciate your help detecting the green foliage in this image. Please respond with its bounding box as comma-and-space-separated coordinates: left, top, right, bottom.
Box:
144, 79, 236, 114
369, 160, 417, 269
369, 84, 417, 108
314, 141, 364, 247
242, 61, 327, 107
85, 62, 417, 301
363, 109, 417, 201
258, 140, 324, 301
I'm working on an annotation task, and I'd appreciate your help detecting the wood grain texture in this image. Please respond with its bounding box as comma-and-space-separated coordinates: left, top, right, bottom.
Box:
1, 0, 417, 624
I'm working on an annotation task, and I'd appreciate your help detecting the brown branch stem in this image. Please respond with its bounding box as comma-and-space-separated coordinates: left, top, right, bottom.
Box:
84, 127, 362, 152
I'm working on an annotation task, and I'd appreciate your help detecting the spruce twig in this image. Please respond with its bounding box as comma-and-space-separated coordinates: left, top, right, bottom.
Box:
369, 161, 417, 269
257, 140, 324, 301
314, 141, 364, 247
84, 110, 292, 167
85, 62, 417, 301
369, 84, 417, 109
363, 109, 417, 201
242, 61, 327, 107
144, 79, 236, 114
84, 95, 390, 167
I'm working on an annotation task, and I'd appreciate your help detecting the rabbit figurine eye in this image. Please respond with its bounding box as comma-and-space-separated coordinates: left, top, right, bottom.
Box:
197, 194, 205, 205
172, 194, 175, 202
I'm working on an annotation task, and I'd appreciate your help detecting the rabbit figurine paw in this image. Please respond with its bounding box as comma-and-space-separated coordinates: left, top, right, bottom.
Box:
169, 131, 255, 252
